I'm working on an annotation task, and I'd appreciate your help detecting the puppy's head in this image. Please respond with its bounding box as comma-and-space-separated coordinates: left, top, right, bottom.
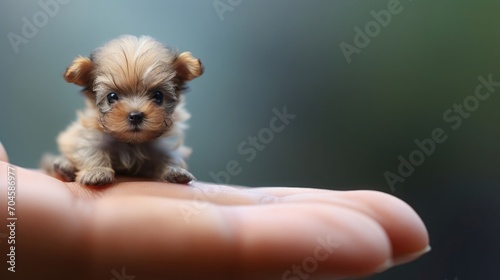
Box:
64, 35, 203, 143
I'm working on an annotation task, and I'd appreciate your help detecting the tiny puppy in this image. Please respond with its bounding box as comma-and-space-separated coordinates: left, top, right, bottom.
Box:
43, 35, 203, 186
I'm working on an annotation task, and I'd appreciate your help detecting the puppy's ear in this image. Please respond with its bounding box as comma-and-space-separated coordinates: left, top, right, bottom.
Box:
64, 56, 94, 87
173, 52, 204, 82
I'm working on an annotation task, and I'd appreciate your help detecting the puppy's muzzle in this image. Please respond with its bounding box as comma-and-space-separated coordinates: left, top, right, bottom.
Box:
128, 111, 145, 125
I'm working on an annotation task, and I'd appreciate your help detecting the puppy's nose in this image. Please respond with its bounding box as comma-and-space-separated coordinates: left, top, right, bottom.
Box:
128, 111, 144, 125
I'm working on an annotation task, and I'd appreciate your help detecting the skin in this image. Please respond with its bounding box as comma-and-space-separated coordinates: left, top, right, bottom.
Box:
0, 142, 429, 280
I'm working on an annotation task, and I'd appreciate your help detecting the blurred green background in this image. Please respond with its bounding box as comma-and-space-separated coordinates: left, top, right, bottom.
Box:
1, 0, 499, 279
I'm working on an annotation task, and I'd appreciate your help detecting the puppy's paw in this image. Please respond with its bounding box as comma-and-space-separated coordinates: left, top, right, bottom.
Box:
76, 167, 115, 186
53, 156, 76, 182
162, 166, 196, 184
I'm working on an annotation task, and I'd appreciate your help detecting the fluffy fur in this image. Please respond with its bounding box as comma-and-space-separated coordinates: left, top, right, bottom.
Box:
42, 35, 203, 186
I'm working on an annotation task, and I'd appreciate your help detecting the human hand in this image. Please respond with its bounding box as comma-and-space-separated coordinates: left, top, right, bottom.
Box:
0, 142, 429, 280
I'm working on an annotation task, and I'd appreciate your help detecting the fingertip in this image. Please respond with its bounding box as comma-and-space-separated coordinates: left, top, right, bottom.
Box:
230, 203, 393, 278
344, 191, 430, 263
0, 141, 9, 163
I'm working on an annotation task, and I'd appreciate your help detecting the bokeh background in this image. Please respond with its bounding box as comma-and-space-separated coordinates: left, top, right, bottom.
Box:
1, 0, 499, 279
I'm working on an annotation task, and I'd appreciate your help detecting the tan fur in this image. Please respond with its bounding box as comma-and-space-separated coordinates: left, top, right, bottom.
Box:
42, 35, 203, 186
173, 52, 204, 81
100, 99, 168, 143
64, 56, 94, 87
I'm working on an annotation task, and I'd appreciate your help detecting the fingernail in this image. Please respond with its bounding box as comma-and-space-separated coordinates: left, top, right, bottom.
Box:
393, 245, 431, 266
335, 258, 398, 279
375, 259, 394, 273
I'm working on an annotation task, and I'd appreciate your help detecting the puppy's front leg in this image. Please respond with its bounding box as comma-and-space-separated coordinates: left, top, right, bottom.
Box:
72, 147, 115, 186
159, 163, 196, 184
41, 154, 76, 181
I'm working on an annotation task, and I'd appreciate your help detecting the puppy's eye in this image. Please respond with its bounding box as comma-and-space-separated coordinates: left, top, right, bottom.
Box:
107, 92, 119, 104
152, 91, 163, 105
